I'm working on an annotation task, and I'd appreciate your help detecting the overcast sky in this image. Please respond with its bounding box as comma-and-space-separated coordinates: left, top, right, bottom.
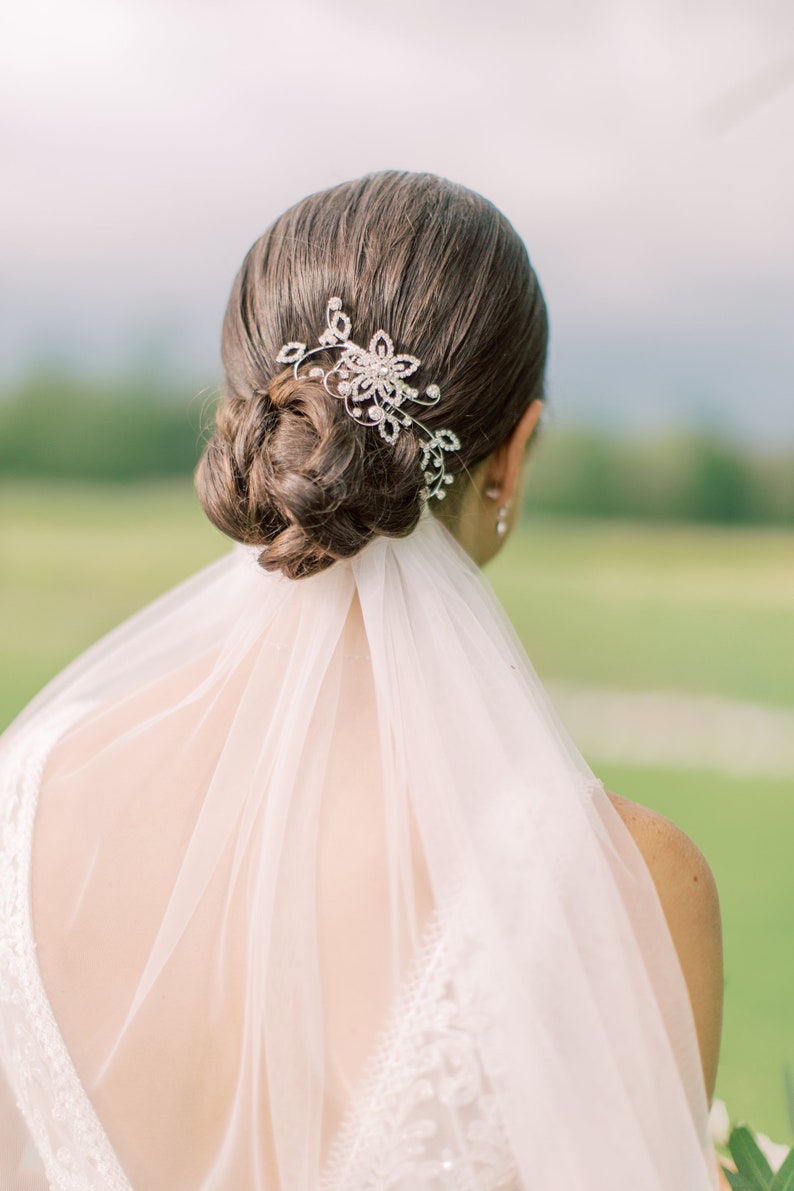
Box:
3, 0, 793, 443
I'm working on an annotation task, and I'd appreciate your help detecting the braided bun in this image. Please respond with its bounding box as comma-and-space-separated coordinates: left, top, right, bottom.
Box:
196, 370, 425, 580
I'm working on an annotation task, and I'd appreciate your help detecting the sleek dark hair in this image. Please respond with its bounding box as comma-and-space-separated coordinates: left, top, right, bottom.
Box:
196, 171, 547, 578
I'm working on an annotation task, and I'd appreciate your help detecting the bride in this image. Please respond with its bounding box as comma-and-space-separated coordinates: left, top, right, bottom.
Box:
0, 170, 723, 1189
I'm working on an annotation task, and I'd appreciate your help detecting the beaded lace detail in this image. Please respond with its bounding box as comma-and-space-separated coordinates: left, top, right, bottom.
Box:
321, 892, 519, 1191
320, 778, 608, 1190
0, 705, 133, 1191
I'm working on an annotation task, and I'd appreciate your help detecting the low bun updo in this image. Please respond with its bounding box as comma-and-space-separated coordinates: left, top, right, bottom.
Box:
196, 171, 547, 578
197, 369, 424, 580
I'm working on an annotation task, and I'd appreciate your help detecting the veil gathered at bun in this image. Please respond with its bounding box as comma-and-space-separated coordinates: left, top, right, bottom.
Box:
0, 509, 718, 1190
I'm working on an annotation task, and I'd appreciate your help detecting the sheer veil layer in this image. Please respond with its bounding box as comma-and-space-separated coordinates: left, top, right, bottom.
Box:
0, 510, 718, 1189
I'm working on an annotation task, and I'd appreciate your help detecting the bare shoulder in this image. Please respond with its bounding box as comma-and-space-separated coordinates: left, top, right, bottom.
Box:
606, 789, 723, 1100
606, 790, 720, 913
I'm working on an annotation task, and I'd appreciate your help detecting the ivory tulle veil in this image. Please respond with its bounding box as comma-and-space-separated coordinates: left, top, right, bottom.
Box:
0, 508, 717, 1189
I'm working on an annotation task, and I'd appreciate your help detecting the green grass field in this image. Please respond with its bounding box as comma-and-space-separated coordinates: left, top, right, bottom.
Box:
2, 480, 793, 1138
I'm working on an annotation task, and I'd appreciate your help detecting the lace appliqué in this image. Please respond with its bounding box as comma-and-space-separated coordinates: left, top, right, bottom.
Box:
0, 706, 133, 1191
321, 893, 519, 1191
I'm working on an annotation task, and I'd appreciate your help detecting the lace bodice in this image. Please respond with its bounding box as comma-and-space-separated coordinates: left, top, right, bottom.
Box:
321, 895, 517, 1191
0, 710, 520, 1191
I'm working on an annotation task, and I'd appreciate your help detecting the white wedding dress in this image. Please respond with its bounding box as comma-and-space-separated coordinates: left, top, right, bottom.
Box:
0, 511, 718, 1190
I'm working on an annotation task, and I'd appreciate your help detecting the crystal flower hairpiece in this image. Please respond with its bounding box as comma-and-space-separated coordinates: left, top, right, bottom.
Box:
276, 298, 460, 501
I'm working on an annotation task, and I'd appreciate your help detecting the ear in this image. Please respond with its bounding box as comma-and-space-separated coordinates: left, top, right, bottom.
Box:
485, 400, 543, 504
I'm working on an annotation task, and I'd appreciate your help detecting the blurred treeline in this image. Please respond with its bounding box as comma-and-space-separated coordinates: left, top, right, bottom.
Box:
0, 371, 208, 481
528, 425, 794, 525
1, 371, 792, 524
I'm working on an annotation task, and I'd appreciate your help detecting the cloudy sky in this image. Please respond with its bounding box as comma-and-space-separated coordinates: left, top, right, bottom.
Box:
3, 0, 793, 443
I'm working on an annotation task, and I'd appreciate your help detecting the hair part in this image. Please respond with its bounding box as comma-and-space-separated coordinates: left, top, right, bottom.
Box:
196, 170, 548, 579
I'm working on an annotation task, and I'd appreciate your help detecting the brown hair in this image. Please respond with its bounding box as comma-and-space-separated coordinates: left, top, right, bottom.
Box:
196, 171, 547, 579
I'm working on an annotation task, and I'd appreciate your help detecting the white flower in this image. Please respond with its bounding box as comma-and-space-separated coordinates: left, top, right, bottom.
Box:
755, 1132, 791, 1173
708, 1099, 731, 1148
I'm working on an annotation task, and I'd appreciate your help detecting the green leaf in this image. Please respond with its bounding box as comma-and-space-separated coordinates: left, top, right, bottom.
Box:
771, 1146, 794, 1191
730, 1126, 774, 1188
725, 1168, 764, 1191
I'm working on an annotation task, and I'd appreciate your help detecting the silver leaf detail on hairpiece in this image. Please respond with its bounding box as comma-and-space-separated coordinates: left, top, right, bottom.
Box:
276, 298, 460, 501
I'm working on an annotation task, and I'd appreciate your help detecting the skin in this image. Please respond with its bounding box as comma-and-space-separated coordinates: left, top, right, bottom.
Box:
442, 400, 725, 1117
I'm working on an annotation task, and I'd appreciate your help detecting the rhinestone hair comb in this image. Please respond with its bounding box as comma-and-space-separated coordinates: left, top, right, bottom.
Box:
276, 298, 460, 501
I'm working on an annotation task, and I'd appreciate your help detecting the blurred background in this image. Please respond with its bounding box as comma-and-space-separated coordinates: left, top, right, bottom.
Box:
2, 0, 793, 1141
